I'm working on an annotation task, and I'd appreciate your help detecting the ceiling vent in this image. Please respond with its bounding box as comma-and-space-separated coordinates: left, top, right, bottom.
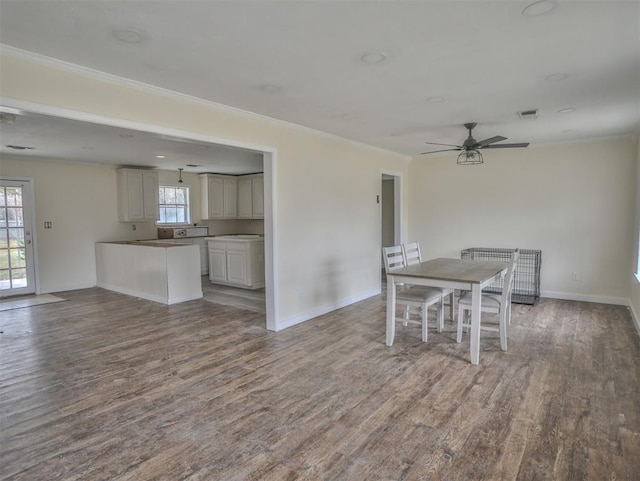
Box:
5, 145, 35, 150
518, 109, 539, 120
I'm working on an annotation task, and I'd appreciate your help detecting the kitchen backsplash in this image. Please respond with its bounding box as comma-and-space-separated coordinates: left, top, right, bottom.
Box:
204, 219, 264, 236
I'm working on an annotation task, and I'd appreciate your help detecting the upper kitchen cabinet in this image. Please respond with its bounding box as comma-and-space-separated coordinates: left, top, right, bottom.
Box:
117, 169, 159, 222
238, 174, 264, 219
200, 174, 237, 219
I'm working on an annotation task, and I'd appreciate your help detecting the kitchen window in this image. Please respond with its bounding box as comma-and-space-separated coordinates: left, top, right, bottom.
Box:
158, 185, 190, 224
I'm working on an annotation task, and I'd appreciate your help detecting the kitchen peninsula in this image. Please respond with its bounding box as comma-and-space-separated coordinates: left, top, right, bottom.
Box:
96, 241, 203, 305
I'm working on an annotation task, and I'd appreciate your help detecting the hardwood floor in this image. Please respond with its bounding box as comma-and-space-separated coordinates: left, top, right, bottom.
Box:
1, 288, 639, 480
201, 277, 265, 313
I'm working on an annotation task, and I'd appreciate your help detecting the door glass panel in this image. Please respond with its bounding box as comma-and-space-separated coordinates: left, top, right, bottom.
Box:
0, 229, 7, 249
8, 228, 24, 247
10, 248, 26, 268
0, 208, 6, 228
6, 187, 22, 206
11, 268, 27, 288
7, 207, 23, 227
0, 249, 8, 269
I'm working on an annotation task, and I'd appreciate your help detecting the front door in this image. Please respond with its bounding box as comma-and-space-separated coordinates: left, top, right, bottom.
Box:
0, 179, 36, 297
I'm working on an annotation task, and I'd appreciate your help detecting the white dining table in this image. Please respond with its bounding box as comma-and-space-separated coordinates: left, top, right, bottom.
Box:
386, 257, 509, 365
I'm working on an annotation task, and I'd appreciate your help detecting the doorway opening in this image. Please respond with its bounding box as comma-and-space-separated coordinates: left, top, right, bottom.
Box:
381, 172, 402, 283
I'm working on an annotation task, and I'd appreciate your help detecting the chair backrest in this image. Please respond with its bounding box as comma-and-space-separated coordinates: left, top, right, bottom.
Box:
501, 249, 520, 304
382, 245, 406, 273
402, 242, 422, 266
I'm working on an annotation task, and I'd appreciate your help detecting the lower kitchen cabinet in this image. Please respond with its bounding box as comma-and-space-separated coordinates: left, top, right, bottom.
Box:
206, 236, 264, 289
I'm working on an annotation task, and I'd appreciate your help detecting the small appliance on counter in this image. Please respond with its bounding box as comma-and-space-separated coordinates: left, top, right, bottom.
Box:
157, 226, 208, 238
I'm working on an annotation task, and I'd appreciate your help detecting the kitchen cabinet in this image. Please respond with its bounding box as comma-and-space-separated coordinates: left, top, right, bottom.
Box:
117, 168, 159, 222
200, 174, 237, 219
237, 174, 264, 219
206, 236, 264, 289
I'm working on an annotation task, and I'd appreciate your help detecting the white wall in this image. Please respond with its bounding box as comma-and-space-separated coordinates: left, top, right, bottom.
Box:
0, 52, 409, 328
408, 138, 637, 304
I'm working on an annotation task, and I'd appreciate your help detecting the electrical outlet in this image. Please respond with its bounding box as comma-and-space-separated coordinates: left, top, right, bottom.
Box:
572, 272, 579, 281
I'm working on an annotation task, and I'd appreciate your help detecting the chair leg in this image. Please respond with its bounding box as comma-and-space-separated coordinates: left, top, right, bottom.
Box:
449, 292, 455, 322
421, 304, 428, 342
437, 300, 444, 332
499, 309, 508, 351
456, 305, 465, 343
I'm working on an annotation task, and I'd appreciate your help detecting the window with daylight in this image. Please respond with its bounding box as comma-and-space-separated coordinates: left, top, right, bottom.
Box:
158, 186, 190, 224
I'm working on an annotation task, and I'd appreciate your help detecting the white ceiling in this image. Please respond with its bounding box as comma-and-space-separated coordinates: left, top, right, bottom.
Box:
0, 0, 638, 167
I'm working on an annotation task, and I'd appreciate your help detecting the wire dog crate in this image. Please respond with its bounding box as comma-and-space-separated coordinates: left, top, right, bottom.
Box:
460, 248, 541, 305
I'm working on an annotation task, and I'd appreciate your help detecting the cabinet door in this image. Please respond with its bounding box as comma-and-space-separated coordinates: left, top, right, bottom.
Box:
237, 178, 253, 218
252, 177, 264, 218
226, 250, 247, 285
208, 177, 225, 218
142, 171, 159, 220
208, 249, 227, 282
126, 170, 145, 221
223, 177, 237, 218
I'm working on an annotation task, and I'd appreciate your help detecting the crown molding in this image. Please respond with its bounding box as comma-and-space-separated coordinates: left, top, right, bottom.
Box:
0, 44, 409, 160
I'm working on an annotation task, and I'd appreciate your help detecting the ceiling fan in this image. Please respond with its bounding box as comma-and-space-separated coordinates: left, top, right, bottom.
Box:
421, 122, 530, 165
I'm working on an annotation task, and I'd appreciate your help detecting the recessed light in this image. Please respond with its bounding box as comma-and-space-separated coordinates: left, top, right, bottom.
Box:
360, 51, 388, 64
545, 72, 568, 82
522, 0, 558, 17
112, 28, 145, 44
260, 84, 281, 94
155, 155, 166, 159
426, 96, 445, 103
558, 108, 575, 114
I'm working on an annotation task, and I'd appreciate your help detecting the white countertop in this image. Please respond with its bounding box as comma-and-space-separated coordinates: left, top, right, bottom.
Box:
205, 235, 264, 242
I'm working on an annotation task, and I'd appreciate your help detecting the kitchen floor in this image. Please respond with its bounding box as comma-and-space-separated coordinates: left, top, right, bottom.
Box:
201, 276, 265, 313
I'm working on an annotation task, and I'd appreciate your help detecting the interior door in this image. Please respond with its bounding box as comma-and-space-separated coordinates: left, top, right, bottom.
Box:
0, 179, 36, 297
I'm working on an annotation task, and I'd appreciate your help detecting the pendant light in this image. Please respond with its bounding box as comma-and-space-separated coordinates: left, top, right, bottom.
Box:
178, 168, 184, 183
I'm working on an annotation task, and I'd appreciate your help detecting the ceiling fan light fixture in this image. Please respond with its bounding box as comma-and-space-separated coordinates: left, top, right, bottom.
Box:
178, 168, 184, 184
457, 149, 483, 166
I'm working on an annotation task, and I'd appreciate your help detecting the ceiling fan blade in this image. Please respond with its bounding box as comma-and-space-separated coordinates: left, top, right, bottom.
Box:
424, 141, 464, 148
481, 142, 530, 149
420, 148, 461, 155
476, 135, 507, 147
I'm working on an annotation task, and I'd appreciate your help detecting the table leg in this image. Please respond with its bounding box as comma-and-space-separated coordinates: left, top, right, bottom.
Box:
470, 283, 481, 365
386, 276, 396, 346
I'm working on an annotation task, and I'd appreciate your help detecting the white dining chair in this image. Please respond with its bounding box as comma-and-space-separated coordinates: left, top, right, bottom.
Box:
456, 249, 520, 351
401, 242, 455, 323
383, 246, 444, 342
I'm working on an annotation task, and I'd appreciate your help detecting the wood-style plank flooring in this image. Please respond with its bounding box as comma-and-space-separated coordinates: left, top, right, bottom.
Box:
1, 288, 639, 480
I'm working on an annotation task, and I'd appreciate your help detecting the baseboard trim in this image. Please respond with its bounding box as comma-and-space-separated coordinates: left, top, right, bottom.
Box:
38, 282, 96, 295
541, 290, 629, 306
276, 288, 381, 332
628, 302, 640, 338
